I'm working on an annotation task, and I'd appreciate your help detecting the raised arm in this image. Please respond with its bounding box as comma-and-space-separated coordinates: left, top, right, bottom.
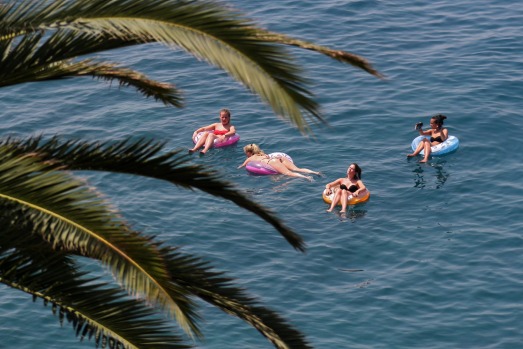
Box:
441, 128, 449, 141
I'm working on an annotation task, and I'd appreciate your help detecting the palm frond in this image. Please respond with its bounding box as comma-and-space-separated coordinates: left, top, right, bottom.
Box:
1, 186, 311, 348
0, 0, 326, 132
0, 31, 182, 106
0, 149, 202, 338
0, 230, 190, 349
0, 136, 306, 252
159, 245, 313, 349
253, 29, 385, 79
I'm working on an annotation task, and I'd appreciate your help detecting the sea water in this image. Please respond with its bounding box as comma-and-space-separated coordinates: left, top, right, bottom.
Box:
1, 1, 523, 348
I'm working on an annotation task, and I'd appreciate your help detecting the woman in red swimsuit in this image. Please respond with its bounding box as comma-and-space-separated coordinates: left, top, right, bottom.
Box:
189, 109, 236, 154
407, 114, 448, 163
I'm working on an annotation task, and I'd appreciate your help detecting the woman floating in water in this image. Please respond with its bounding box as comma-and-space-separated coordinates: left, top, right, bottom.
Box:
238, 143, 320, 181
407, 114, 448, 163
324, 163, 366, 213
189, 108, 236, 154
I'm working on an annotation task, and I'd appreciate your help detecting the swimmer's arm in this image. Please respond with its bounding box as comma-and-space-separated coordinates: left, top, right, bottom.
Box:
419, 128, 432, 136
325, 178, 342, 189
237, 157, 250, 169
441, 128, 448, 141
353, 180, 366, 196
224, 125, 236, 137
195, 123, 218, 134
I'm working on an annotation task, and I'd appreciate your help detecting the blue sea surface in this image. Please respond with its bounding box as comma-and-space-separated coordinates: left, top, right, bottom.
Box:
1, 1, 523, 348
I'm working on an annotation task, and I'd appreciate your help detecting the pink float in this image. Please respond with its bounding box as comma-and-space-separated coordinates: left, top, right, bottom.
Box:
193, 131, 240, 148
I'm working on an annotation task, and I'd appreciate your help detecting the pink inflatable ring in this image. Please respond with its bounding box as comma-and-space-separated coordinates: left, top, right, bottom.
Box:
245, 153, 293, 175
193, 131, 240, 148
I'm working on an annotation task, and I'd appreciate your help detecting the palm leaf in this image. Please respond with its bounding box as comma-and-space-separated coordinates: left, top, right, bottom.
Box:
253, 29, 384, 79
159, 245, 313, 349
1, 187, 311, 348
0, 231, 190, 349
0, 31, 182, 106
0, 136, 306, 252
0, 0, 370, 132
0, 150, 202, 338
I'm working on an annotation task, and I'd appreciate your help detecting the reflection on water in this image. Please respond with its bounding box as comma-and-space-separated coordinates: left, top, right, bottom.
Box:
412, 159, 449, 189
338, 207, 367, 222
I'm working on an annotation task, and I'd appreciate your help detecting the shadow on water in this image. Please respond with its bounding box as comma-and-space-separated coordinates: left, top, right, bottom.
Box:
331, 207, 368, 222
411, 159, 449, 189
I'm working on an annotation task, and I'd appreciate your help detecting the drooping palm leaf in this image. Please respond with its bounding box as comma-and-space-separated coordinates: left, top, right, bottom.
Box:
0, 150, 202, 337
253, 29, 384, 79
0, 136, 306, 252
0, 230, 190, 349
0, 0, 381, 132
0, 31, 183, 106
158, 245, 313, 349
1, 183, 312, 349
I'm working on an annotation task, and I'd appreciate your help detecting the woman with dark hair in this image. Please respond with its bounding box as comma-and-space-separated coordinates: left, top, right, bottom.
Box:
324, 163, 366, 213
408, 114, 448, 163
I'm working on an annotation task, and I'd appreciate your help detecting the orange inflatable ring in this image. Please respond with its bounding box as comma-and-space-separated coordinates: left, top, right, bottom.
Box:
322, 188, 370, 206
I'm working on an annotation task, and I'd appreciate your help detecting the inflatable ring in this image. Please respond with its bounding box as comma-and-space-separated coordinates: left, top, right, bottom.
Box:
193, 131, 240, 148
322, 188, 370, 206
411, 135, 459, 156
245, 152, 293, 175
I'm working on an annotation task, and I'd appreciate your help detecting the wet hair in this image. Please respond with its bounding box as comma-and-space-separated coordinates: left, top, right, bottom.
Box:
431, 114, 447, 128
350, 163, 362, 180
243, 143, 265, 156
220, 108, 231, 118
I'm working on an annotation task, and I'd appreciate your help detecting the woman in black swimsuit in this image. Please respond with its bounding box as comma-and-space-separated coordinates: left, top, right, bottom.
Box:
407, 114, 448, 163
325, 163, 366, 213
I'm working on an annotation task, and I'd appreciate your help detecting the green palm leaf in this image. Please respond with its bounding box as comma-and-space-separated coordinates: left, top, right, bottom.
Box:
0, 136, 306, 252
1, 182, 312, 348
0, 0, 380, 132
159, 246, 313, 349
0, 150, 202, 338
0, 231, 190, 349
0, 31, 182, 106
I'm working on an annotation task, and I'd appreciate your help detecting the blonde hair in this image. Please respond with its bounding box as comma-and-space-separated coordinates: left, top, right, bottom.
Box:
243, 143, 265, 155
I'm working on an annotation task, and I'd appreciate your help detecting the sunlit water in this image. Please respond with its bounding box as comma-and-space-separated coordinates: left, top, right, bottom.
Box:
1, 1, 523, 348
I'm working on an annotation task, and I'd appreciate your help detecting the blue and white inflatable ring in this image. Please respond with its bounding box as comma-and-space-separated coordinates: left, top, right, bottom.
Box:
411, 135, 459, 156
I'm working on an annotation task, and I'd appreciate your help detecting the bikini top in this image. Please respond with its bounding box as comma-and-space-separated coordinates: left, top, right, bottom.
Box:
214, 129, 228, 135
340, 184, 358, 193
430, 136, 443, 143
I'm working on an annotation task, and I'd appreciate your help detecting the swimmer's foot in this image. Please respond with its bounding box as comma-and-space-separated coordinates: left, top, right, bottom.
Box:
340, 210, 346, 214
326, 208, 333, 212
419, 159, 428, 163
407, 153, 416, 158
188, 148, 197, 153
305, 175, 314, 182
200, 150, 207, 155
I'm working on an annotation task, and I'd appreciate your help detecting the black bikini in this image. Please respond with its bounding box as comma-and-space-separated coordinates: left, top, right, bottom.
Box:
340, 184, 358, 193
430, 136, 443, 143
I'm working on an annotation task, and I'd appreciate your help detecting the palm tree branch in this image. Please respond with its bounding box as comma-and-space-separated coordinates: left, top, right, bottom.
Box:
253, 29, 385, 79
0, 151, 202, 337
0, 136, 307, 252
0, 0, 326, 132
0, 31, 182, 106
0, 250, 191, 349
161, 246, 313, 349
